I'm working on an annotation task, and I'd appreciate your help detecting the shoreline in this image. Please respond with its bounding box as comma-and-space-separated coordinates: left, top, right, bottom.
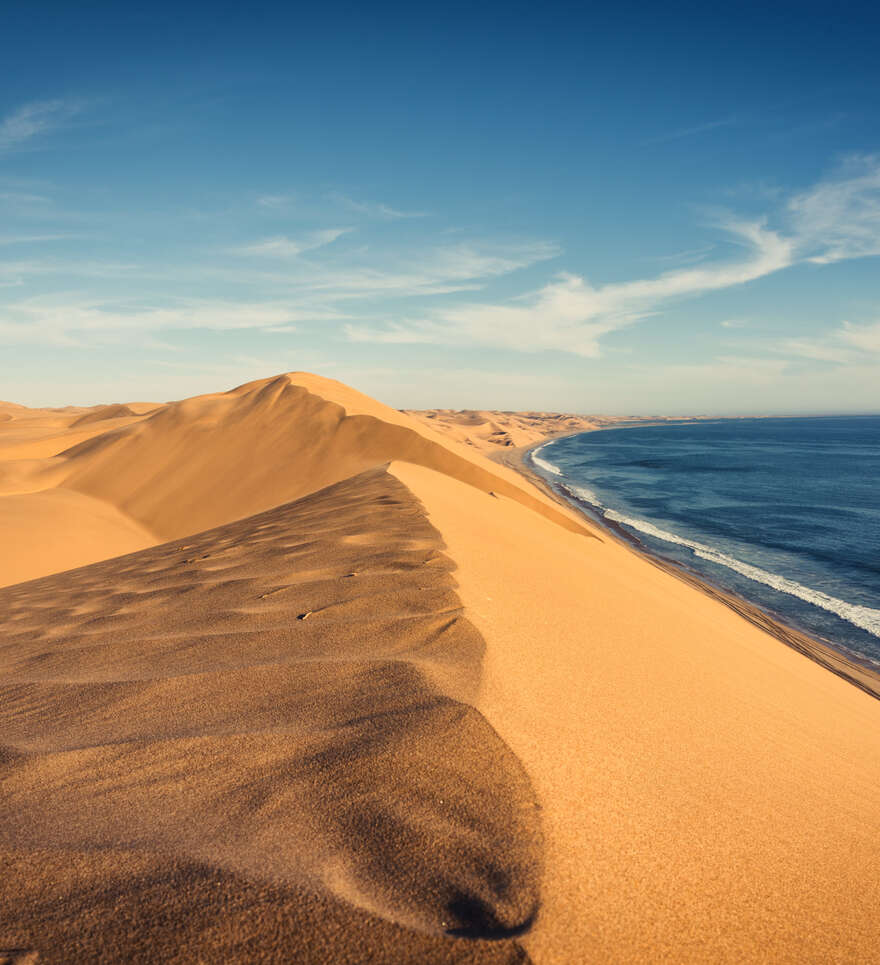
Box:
493, 434, 880, 702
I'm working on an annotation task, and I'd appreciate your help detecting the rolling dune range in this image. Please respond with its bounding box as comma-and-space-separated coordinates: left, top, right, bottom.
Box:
2, 373, 879, 964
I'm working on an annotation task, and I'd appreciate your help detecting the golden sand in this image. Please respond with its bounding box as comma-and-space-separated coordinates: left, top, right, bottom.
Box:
1, 374, 878, 963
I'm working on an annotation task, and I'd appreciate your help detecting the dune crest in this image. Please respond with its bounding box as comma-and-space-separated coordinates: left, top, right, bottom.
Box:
69, 403, 139, 427
0, 373, 591, 586
0, 467, 540, 962
391, 461, 880, 963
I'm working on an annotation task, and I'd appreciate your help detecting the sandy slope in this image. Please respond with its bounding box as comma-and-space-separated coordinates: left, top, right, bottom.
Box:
391, 462, 880, 963
0, 468, 537, 963
0, 489, 156, 587
1, 373, 879, 963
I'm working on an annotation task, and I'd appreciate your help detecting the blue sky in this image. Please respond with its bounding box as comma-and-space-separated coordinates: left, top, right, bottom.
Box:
2, 0, 879, 413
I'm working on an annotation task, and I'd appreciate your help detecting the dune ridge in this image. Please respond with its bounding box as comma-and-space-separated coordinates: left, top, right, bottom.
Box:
0, 374, 591, 587
0, 467, 540, 963
69, 403, 140, 427
391, 461, 880, 963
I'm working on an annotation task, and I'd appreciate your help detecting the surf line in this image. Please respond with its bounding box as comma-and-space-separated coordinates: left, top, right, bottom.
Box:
529, 448, 880, 644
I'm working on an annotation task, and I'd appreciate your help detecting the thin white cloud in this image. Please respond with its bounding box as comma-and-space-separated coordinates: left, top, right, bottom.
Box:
348, 159, 880, 358
773, 338, 857, 365
0, 234, 560, 346
765, 320, 880, 365
5, 157, 880, 366
329, 192, 427, 219
256, 194, 295, 209
0, 233, 85, 246
839, 319, 880, 354
643, 115, 739, 146
0, 190, 51, 204
348, 220, 793, 356
788, 154, 880, 264
0, 294, 347, 346
645, 244, 716, 265
0, 98, 85, 156
303, 240, 560, 300
235, 228, 351, 258
0, 237, 557, 308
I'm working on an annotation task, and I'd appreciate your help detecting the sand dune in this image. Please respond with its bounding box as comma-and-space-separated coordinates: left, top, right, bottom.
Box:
69, 403, 141, 427
392, 461, 880, 963
0, 374, 589, 586
0, 401, 153, 463
403, 409, 709, 455
2, 373, 879, 963
0, 488, 156, 587
403, 409, 602, 453
1, 468, 537, 963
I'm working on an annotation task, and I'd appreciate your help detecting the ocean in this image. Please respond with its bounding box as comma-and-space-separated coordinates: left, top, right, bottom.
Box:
530, 417, 880, 671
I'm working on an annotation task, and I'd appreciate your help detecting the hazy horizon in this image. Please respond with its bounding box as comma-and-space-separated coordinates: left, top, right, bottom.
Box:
8, 373, 880, 420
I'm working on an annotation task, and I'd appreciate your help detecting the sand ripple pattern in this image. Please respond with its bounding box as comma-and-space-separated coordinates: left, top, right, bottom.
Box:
0, 467, 540, 964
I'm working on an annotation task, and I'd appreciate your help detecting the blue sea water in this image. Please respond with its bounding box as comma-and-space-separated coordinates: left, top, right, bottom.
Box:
529, 417, 880, 670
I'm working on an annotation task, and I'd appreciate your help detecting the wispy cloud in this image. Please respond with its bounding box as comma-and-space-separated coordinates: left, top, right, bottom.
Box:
348, 220, 793, 356
0, 234, 560, 344
234, 228, 351, 258
643, 115, 739, 146
0, 98, 86, 156
348, 158, 880, 357
304, 240, 560, 299
0, 233, 84, 246
0, 293, 347, 346
644, 244, 716, 265
839, 319, 880, 353
5, 156, 880, 364
0, 190, 52, 205
256, 194, 294, 209
788, 154, 880, 264
329, 192, 427, 219
765, 320, 880, 365
773, 338, 857, 365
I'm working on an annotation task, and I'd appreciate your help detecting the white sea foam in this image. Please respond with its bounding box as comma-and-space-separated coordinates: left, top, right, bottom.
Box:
603, 509, 880, 640
561, 482, 604, 510
530, 442, 562, 476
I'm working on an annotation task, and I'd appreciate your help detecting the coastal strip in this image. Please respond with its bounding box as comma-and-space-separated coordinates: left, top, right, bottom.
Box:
497, 437, 880, 702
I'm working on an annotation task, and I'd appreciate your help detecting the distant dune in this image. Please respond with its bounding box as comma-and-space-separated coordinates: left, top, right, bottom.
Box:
403, 408, 706, 455
404, 408, 602, 452
69, 403, 140, 427
1, 373, 879, 963
0, 374, 591, 588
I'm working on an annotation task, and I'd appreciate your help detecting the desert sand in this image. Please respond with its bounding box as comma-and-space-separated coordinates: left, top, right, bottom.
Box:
2, 373, 879, 964
402, 409, 603, 453
402, 409, 709, 456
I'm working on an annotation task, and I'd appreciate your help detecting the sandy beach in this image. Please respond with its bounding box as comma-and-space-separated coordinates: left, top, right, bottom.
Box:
2, 373, 879, 963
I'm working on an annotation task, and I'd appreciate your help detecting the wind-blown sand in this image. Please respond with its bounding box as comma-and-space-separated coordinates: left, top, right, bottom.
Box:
2, 373, 879, 963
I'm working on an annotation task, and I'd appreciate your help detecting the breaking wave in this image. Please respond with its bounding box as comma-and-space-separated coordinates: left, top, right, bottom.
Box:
530, 442, 562, 476
607, 510, 880, 640
557, 475, 880, 641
